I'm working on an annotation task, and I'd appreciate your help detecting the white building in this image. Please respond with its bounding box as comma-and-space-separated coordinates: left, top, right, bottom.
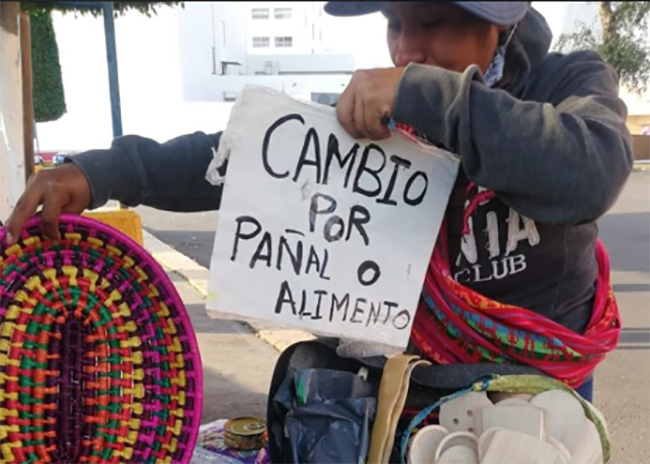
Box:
191, 1, 357, 103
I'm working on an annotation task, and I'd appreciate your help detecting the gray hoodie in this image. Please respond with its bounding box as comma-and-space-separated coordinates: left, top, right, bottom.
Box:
69, 8, 632, 333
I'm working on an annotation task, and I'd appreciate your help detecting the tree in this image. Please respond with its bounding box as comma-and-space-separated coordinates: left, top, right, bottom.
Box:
557, 2, 650, 94
30, 11, 66, 123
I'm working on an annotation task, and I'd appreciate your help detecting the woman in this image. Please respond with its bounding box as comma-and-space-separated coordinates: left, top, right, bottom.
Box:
6, 2, 631, 400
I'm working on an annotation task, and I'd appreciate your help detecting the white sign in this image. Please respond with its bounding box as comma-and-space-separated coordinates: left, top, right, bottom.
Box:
206, 87, 459, 348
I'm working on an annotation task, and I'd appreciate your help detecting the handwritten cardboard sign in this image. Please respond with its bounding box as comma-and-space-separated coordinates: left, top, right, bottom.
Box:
206, 86, 459, 348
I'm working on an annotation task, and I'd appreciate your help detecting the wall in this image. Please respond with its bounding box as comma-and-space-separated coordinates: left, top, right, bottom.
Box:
246, 1, 318, 55
621, 88, 650, 119
628, 115, 650, 136
0, 2, 26, 222
178, 2, 218, 101
211, 2, 247, 68
179, 2, 359, 102
632, 135, 650, 160
246, 54, 354, 75
200, 74, 352, 102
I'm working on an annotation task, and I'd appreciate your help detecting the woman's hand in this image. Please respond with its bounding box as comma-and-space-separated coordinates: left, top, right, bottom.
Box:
5, 164, 92, 244
336, 67, 405, 141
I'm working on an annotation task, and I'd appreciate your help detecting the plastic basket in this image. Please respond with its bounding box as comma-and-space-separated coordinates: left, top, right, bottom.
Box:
400, 374, 611, 463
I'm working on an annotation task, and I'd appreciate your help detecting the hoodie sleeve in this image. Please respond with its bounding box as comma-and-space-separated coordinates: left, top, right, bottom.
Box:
392, 50, 633, 225
67, 131, 226, 212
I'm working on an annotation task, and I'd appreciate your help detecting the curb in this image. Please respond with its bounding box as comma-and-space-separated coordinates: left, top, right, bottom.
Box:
142, 230, 315, 352
633, 161, 649, 171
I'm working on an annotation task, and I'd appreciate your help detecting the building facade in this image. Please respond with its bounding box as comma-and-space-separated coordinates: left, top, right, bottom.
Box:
200, 1, 356, 103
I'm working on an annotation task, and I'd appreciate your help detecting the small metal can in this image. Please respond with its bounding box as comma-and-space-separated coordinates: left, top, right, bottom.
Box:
224, 417, 268, 451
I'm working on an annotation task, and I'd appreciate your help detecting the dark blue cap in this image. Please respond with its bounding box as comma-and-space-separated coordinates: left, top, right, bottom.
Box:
324, 2, 530, 27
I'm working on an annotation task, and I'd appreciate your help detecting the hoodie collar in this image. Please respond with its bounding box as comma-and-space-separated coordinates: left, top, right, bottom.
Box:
500, 7, 553, 96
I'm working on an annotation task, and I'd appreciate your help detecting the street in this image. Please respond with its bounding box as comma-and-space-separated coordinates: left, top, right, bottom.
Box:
139, 170, 650, 463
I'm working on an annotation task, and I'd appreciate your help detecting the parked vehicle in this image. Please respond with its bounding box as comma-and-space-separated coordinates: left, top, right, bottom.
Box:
35, 150, 79, 167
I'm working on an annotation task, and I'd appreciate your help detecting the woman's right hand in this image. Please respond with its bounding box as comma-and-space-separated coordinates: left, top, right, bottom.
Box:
4, 163, 92, 244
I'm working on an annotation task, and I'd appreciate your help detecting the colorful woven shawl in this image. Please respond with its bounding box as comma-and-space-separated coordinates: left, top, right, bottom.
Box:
412, 224, 621, 388
394, 122, 621, 388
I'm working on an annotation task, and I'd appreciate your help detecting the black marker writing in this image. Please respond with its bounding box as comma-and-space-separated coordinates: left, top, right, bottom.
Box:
262, 114, 304, 179
357, 260, 381, 287
232, 216, 330, 280
310, 194, 371, 246
275, 281, 297, 315
324, 134, 359, 188
262, 115, 430, 208
404, 171, 428, 207
293, 127, 322, 183
232, 216, 261, 261
351, 298, 366, 324
272, 284, 412, 331
378, 156, 411, 206
330, 293, 350, 323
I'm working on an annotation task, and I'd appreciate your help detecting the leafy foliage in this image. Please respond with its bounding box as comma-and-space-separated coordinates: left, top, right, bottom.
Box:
21, 2, 183, 18
30, 11, 66, 123
557, 1, 650, 94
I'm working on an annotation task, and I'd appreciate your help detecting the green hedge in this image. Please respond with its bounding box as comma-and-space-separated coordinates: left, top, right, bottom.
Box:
30, 11, 66, 123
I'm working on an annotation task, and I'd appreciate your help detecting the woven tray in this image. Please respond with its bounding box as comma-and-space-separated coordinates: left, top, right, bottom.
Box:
0, 215, 202, 463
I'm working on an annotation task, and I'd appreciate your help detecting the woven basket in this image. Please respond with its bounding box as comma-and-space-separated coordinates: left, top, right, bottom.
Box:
0, 215, 202, 463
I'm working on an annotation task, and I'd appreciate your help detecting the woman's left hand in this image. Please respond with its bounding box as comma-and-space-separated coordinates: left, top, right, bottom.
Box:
336, 67, 406, 141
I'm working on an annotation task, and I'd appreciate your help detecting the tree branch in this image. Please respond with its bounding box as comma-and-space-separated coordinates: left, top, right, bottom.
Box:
598, 1, 614, 39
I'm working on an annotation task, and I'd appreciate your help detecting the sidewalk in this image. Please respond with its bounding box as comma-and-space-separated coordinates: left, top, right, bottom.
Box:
167, 268, 280, 423
144, 231, 315, 352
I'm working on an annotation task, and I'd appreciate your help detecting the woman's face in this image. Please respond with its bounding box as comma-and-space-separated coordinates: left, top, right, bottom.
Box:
383, 2, 505, 73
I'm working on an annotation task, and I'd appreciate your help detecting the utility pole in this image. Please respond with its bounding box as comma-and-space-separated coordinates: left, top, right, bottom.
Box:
102, 1, 123, 138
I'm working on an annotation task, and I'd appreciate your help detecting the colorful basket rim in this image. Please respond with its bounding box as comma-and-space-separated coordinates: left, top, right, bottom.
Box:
0, 213, 204, 463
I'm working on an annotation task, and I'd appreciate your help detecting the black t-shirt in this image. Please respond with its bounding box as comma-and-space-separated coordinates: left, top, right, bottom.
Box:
444, 171, 597, 334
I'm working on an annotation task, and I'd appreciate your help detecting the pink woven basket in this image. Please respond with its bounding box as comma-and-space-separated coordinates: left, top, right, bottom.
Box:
0, 214, 203, 464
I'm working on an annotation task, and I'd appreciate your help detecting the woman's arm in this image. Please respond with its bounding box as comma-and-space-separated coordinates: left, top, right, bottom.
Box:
392, 51, 633, 225
68, 131, 225, 212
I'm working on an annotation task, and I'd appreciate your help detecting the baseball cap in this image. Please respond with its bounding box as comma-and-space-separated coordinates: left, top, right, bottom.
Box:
324, 2, 530, 27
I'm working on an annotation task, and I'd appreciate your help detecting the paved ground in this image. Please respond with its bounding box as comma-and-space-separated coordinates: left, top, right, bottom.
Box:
170, 271, 278, 422
140, 170, 650, 463
592, 171, 650, 463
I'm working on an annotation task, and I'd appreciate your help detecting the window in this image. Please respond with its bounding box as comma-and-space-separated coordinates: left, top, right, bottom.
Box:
275, 36, 293, 48
274, 8, 292, 19
252, 37, 270, 48
312, 93, 340, 106
251, 8, 270, 20
223, 92, 238, 102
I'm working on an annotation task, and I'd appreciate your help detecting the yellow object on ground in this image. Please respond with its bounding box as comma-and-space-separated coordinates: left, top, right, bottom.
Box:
83, 208, 143, 245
